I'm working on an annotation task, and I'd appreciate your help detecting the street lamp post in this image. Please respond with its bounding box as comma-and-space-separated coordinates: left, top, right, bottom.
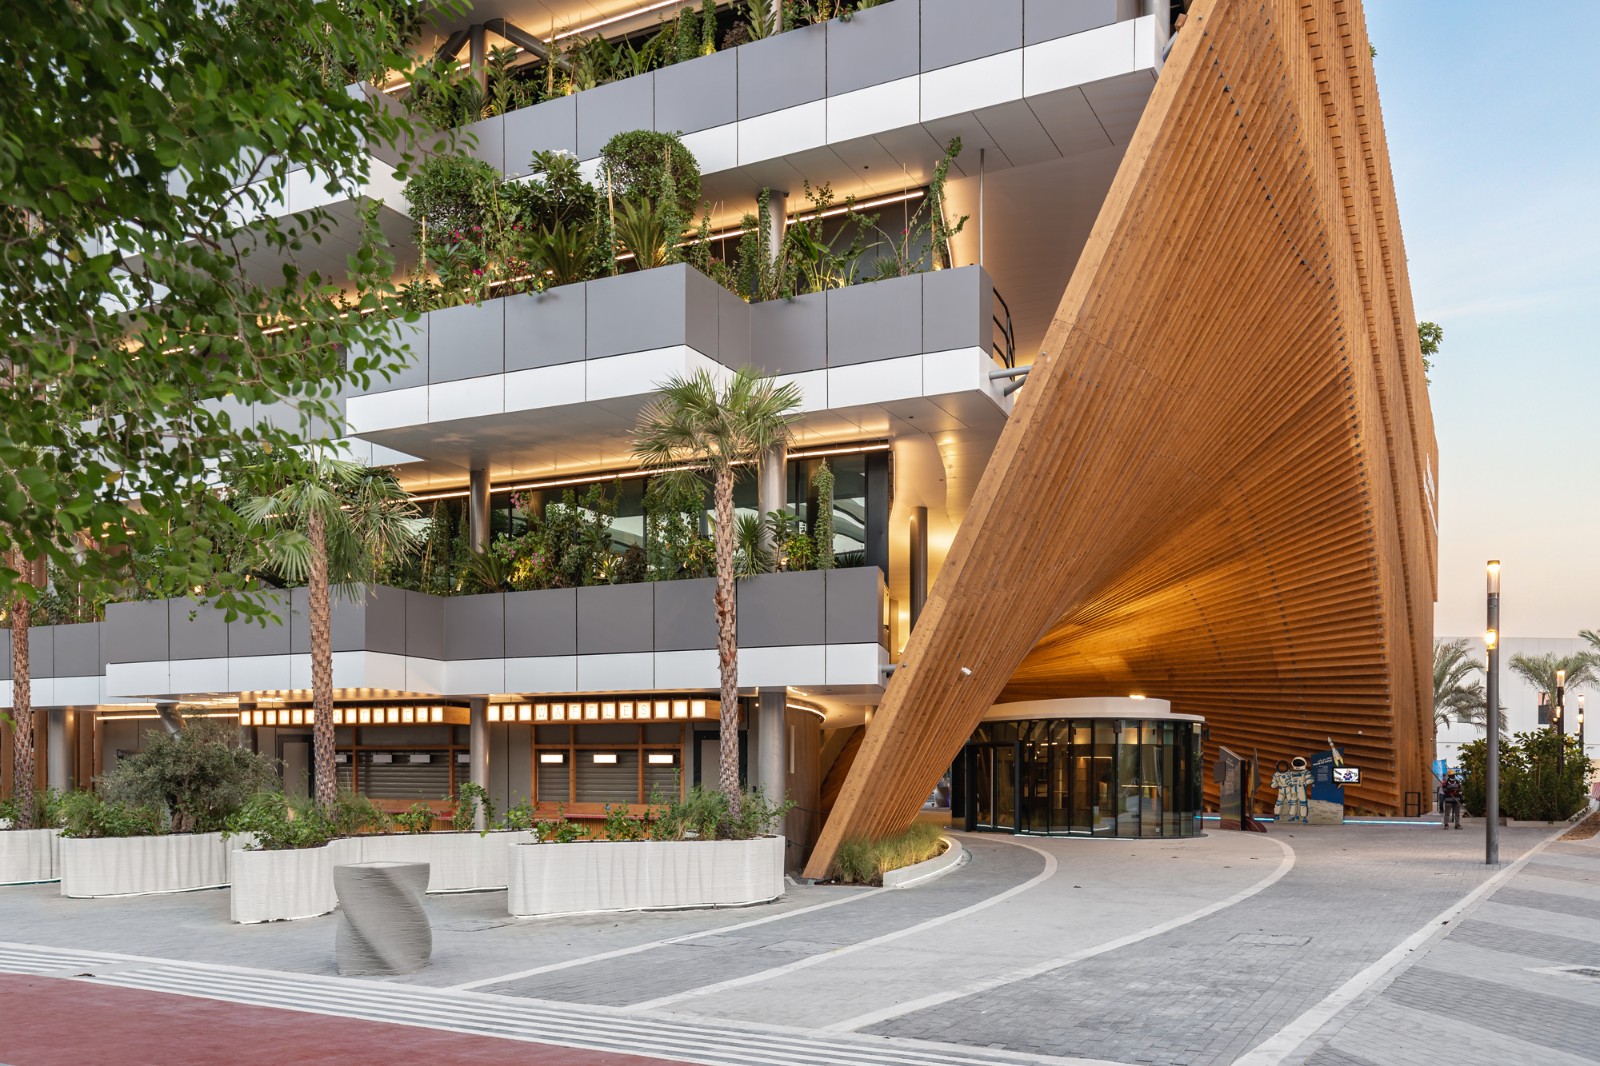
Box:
1556, 668, 1566, 783
1580, 694, 1586, 763
1485, 560, 1501, 866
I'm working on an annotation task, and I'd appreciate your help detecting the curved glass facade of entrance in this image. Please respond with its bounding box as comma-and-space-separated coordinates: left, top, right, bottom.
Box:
959, 712, 1204, 839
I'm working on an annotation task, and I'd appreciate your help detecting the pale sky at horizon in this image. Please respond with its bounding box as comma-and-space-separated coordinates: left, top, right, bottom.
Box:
1364, 1, 1599, 641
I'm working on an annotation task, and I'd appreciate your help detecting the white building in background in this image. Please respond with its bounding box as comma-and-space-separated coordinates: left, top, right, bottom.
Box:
1436, 635, 1597, 770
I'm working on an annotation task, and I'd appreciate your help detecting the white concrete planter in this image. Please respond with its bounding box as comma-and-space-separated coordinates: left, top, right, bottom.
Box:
508, 836, 785, 918
881, 836, 961, 889
229, 844, 339, 923
60, 832, 230, 898
0, 829, 61, 885
353, 831, 533, 893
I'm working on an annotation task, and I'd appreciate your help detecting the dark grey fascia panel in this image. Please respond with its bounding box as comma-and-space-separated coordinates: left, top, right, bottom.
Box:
576, 583, 655, 655
576, 71, 655, 161
717, 286, 753, 370
827, 274, 922, 365
504, 286, 586, 370
503, 94, 578, 175
749, 291, 827, 375
52, 622, 103, 678
737, 571, 826, 648
505, 588, 578, 657
826, 0, 920, 96
445, 593, 507, 660
0, 629, 8, 681
685, 266, 721, 360
825, 567, 887, 646
402, 589, 444, 660
106, 600, 169, 664
227, 592, 293, 658
922, 0, 1022, 70
169, 599, 229, 660
922, 265, 992, 352
586, 265, 690, 359
654, 47, 737, 135
1025, 0, 1119, 45
359, 318, 427, 395
428, 300, 506, 383
652, 578, 717, 652
9, 626, 53, 679
459, 114, 505, 171
737, 21, 827, 120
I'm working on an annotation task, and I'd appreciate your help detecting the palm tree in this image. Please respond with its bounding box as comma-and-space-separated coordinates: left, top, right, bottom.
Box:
1581, 629, 1600, 659
1508, 651, 1598, 730
239, 455, 426, 809
633, 367, 801, 816
4, 549, 44, 830
1432, 637, 1502, 733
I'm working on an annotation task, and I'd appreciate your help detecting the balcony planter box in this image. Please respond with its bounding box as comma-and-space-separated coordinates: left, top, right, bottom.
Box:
353, 830, 534, 893
230, 843, 338, 924
59, 832, 230, 899
0, 829, 61, 885
507, 836, 785, 918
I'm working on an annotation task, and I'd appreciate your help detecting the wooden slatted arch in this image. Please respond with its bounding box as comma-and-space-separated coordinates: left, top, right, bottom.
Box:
804, 0, 1437, 878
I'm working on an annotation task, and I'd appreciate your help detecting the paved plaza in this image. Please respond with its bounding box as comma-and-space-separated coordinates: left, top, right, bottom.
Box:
0, 821, 1593, 1065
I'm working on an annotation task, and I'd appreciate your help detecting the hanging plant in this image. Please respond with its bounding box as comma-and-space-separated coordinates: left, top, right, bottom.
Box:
812, 459, 835, 570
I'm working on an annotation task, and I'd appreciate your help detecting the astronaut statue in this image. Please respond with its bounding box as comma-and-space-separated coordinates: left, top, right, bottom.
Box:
1271, 756, 1313, 823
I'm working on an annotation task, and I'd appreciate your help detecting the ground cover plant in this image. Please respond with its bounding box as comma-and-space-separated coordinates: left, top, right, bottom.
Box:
831, 821, 944, 885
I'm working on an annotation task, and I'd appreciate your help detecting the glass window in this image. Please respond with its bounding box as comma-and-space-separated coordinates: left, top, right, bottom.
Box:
1092, 720, 1116, 837
1116, 723, 1142, 838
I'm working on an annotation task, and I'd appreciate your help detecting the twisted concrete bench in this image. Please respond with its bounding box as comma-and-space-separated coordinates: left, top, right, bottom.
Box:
333, 861, 432, 976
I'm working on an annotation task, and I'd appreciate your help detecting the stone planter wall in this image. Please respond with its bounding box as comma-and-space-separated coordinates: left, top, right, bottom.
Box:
59, 832, 230, 898
0, 829, 61, 885
507, 835, 785, 918
353, 831, 533, 893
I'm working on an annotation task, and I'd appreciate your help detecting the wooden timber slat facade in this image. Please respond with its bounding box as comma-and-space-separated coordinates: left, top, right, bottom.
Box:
805, 0, 1438, 877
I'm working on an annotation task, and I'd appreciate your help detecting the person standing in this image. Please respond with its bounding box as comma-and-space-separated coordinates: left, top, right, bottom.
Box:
1440, 772, 1464, 830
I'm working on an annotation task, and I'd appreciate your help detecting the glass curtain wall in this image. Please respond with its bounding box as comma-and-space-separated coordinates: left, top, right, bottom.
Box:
967, 718, 1203, 838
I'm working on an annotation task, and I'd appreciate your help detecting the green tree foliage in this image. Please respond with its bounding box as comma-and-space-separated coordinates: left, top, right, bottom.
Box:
1460, 731, 1590, 821
1508, 651, 1598, 714
1432, 637, 1499, 733
1418, 321, 1443, 381
812, 460, 836, 570
101, 717, 281, 835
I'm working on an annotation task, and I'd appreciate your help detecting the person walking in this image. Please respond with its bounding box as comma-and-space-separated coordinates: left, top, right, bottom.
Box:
1440, 772, 1464, 830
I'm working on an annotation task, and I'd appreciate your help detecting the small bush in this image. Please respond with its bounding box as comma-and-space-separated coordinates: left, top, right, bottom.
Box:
535, 806, 589, 843
602, 803, 651, 841
452, 782, 495, 833
0, 788, 65, 830
392, 803, 436, 834
647, 786, 793, 842
500, 799, 536, 832
225, 792, 337, 851
328, 791, 389, 837
99, 717, 280, 834
57, 791, 163, 839
831, 823, 946, 885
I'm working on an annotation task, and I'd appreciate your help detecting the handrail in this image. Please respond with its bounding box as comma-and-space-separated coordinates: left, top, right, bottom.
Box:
991, 285, 1017, 369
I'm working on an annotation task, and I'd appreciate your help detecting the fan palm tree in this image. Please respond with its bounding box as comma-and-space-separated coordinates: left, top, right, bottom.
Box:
1508, 651, 1598, 730
1432, 637, 1503, 733
1580, 628, 1600, 659
239, 455, 426, 809
633, 367, 801, 816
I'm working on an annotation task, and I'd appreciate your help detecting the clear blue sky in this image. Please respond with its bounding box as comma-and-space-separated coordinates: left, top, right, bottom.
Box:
1365, 1, 1599, 639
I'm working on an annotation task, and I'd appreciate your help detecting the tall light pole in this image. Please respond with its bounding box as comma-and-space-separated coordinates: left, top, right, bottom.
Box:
1556, 668, 1566, 783
1485, 560, 1501, 866
1579, 694, 1586, 764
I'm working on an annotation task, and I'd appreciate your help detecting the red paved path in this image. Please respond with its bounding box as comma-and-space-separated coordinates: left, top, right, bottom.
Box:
0, 974, 700, 1066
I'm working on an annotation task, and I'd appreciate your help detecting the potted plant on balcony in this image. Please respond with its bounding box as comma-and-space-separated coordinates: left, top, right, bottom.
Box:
58, 716, 277, 898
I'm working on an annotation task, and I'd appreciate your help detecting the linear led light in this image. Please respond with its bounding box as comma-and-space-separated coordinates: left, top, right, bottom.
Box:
592, 752, 619, 764
646, 752, 677, 765
539, 752, 565, 764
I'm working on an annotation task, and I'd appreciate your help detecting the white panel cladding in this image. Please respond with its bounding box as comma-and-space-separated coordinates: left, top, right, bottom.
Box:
168, 657, 229, 696
229, 655, 295, 693
59, 833, 231, 898
403, 654, 446, 694
826, 642, 888, 686
0, 829, 60, 885
576, 652, 654, 691
827, 76, 919, 145
920, 50, 1023, 123
47, 676, 101, 706
346, 386, 428, 434
828, 355, 924, 408
504, 361, 586, 413
1023, 19, 1136, 97
104, 661, 170, 700
430, 374, 505, 423
923, 346, 1004, 401
737, 100, 828, 165
507, 836, 784, 917
654, 649, 719, 690
679, 124, 739, 175
505, 655, 580, 692
446, 658, 508, 695
776, 368, 829, 413
587, 346, 725, 403
737, 645, 827, 688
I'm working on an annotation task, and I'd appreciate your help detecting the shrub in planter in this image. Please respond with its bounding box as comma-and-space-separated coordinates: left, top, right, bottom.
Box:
57, 791, 162, 839
452, 782, 496, 833
832, 822, 944, 886
647, 786, 791, 842
1460, 732, 1590, 820
225, 792, 339, 851
101, 717, 279, 834
392, 803, 436, 834
0, 788, 64, 831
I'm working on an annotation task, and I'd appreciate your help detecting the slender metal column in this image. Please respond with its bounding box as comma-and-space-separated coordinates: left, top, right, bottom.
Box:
156, 702, 183, 736
756, 689, 787, 801
469, 699, 489, 832
765, 191, 788, 262
1485, 560, 1500, 865
468, 23, 488, 96
978, 148, 985, 267
757, 445, 786, 563
909, 506, 928, 631
468, 467, 491, 554
46, 709, 70, 791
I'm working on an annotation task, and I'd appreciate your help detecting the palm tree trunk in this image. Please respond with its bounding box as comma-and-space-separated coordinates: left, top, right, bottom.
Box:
8, 549, 35, 831
712, 465, 741, 819
308, 507, 337, 809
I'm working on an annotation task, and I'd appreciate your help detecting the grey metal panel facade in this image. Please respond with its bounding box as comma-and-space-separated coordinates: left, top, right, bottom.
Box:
402, 590, 444, 660
827, 274, 922, 365
357, 318, 427, 395
585, 266, 687, 359
750, 291, 827, 374
445, 594, 506, 660
737, 22, 827, 119
577, 72, 655, 161
654, 47, 737, 134
503, 95, 578, 175
19, 626, 53, 680
168, 599, 228, 661
826, 567, 886, 646
104, 602, 164, 665
427, 301, 505, 383
460, 114, 505, 170
827, 0, 920, 96
1024, 0, 1119, 44
49, 623, 102, 678
652, 578, 717, 652
576, 583, 654, 655
332, 589, 378, 654
922, 265, 992, 353
227, 593, 294, 657
504, 287, 587, 371
716, 286, 753, 369
921, 0, 1022, 69
505, 588, 578, 657
737, 571, 826, 648
685, 266, 721, 358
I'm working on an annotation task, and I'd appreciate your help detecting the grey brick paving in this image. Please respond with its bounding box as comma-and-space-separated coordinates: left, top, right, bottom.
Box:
1387, 966, 1599, 1060
1301, 1049, 1382, 1066
1520, 860, 1600, 884
1450, 918, 1600, 966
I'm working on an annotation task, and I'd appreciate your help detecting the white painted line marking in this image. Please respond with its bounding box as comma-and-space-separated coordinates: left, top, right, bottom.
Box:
446, 884, 890, 991
628, 838, 1061, 1012
1232, 824, 1573, 1066
828, 834, 1296, 1032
